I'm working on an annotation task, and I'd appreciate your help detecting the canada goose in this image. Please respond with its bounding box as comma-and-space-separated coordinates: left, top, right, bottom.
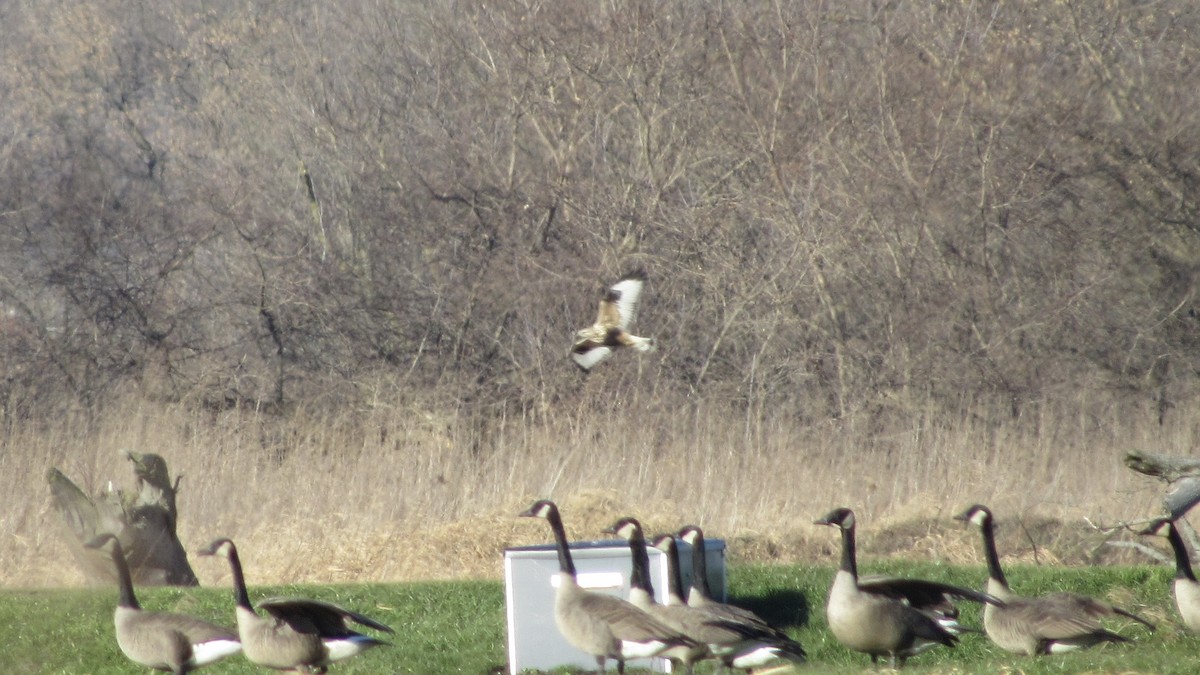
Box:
196, 538, 392, 672
677, 525, 774, 630
571, 270, 656, 371
518, 500, 698, 673
815, 507, 1002, 667
85, 534, 240, 674
603, 518, 711, 673
648, 532, 807, 671
955, 504, 1154, 654
1141, 517, 1200, 632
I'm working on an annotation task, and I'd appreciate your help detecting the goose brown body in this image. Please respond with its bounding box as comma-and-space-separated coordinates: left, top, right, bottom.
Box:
86, 534, 240, 674
956, 504, 1153, 655
197, 538, 391, 672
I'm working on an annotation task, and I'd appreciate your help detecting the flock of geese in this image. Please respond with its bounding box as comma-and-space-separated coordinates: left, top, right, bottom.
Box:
517, 499, 1194, 674
84, 501, 1190, 674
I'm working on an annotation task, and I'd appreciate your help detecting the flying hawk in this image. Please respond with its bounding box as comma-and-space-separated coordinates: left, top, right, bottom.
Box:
571, 270, 656, 372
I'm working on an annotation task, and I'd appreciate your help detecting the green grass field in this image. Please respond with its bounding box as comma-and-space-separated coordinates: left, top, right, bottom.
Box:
6, 562, 1199, 674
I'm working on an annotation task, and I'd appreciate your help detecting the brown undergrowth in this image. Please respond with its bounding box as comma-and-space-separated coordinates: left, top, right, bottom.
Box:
0, 393, 1187, 588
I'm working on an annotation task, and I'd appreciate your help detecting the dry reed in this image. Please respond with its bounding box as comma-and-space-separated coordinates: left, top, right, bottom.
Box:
0, 389, 1184, 588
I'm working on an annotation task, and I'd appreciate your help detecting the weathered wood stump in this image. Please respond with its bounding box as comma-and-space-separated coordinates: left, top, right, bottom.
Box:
48, 452, 199, 586
1124, 451, 1200, 520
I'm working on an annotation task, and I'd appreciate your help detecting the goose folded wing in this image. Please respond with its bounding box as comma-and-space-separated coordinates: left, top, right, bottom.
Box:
1004, 600, 1110, 639
700, 616, 794, 643
144, 611, 239, 643
1040, 592, 1155, 630
702, 602, 773, 629
701, 618, 807, 662
575, 593, 684, 642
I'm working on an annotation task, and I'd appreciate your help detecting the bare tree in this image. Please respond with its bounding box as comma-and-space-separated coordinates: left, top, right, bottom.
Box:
0, 0, 1196, 431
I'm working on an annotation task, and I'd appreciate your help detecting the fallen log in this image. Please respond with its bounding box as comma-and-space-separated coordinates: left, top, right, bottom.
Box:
48, 452, 199, 586
1125, 451, 1200, 520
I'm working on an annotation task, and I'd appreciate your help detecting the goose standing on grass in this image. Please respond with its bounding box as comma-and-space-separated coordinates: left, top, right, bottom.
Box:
648, 532, 807, 671
815, 507, 1003, 668
955, 504, 1155, 654
571, 270, 656, 372
85, 534, 240, 674
1141, 517, 1200, 632
196, 538, 392, 673
603, 518, 711, 673
518, 501, 699, 673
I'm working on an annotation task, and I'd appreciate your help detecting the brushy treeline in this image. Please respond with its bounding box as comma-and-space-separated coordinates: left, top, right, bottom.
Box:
0, 0, 1196, 429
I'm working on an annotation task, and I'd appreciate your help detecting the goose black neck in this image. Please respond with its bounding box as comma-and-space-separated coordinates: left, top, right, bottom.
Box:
839, 524, 858, 578
1167, 524, 1197, 582
980, 519, 1009, 587
627, 531, 654, 596
689, 532, 713, 598
662, 540, 686, 601
546, 509, 578, 578
225, 544, 253, 610
108, 540, 140, 610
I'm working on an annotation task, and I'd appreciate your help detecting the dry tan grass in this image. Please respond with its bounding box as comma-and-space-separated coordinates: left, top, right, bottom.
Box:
0, 391, 1186, 588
